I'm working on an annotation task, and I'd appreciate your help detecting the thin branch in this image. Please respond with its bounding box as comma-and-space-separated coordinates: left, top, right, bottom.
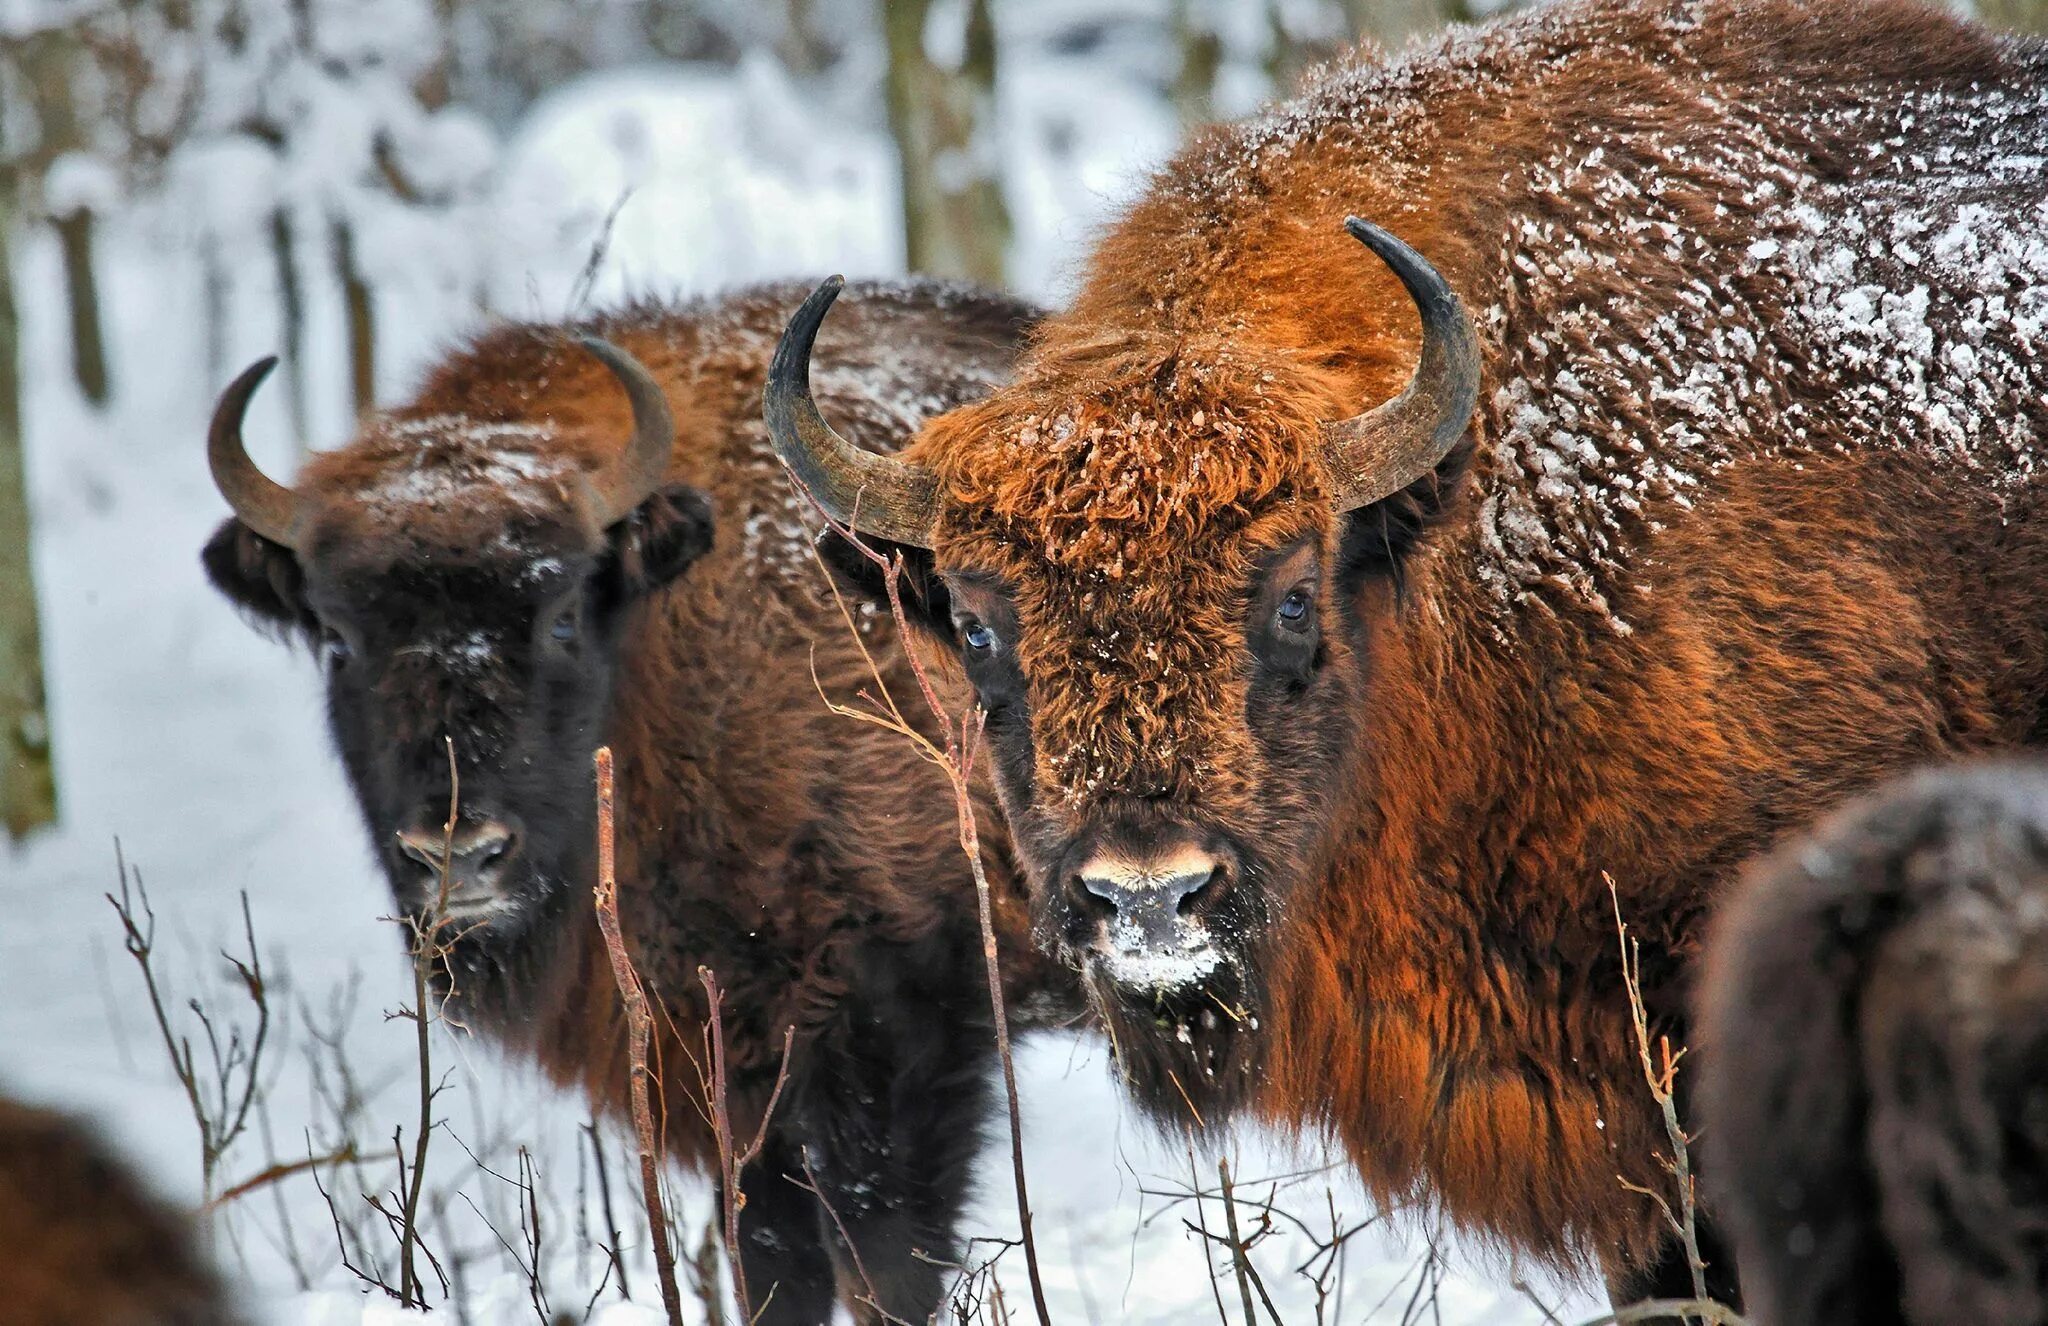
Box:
593, 746, 687, 1326
207, 1144, 358, 1210
697, 965, 796, 1324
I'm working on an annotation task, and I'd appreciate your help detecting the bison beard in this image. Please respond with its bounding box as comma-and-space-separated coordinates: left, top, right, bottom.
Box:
200, 279, 1075, 1325
778, 0, 2048, 1311
1700, 764, 2048, 1326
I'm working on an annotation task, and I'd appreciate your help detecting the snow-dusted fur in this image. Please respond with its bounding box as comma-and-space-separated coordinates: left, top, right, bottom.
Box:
1700, 764, 2048, 1326
201, 280, 1070, 1325
817, 0, 2048, 1305
0, 1094, 238, 1325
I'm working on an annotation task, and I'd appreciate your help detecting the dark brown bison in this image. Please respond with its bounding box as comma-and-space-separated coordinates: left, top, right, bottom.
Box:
1701, 763, 2048, 1326
201, 279, 1069, 1324
765, 0, 2048, 1307
0, 1093, 238, 1325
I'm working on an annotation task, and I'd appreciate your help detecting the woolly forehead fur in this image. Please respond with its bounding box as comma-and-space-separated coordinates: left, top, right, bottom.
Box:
921, 335, 1346, 808
288, 278, 1032, 572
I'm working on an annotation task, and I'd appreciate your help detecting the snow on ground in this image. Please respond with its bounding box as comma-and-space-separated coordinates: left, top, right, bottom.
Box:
1, 51, 1602, 1326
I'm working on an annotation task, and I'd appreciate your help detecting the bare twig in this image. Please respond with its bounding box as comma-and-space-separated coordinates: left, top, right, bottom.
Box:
105, 847, 272, 1207
593, 745, 687, 1326
696, 965, 796, 1324
802, 493, 1053, 1326
1608, 876, 1714, 1320
207, 1143, 358, 1210
1216, 1157, 1280, 1326
685, 1217, 727, 1326
585, 1120, 633, 1302
388, 737, 462, 1306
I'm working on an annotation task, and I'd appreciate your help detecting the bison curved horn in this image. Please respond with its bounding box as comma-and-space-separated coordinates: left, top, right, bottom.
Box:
1321, 217, 1481, 513
208, 356, 301, 548
762, 276, 939, 548
576, 336, 676, 527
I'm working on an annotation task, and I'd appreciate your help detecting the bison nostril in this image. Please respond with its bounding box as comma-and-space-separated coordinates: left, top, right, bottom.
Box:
395, 821, 517, 884
1073, 873, 1117, 916
1175, 864, 1230, 917
470, 828, 513, 868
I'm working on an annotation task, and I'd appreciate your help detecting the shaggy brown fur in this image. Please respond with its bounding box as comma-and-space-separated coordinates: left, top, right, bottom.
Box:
818, 0, 2048, 1304
1700, 763, 2048, 1326
0, 1094, 238, 1326
204, 280, 1073, 1323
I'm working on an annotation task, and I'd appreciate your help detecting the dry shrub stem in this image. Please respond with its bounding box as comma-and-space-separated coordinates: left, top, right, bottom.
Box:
392, 736, 460, 1306
802, 491, 1053, 1326
593, 744, 687, 1326
1605, 876, 1749, 1326
1217, 1157, 1282, 1326
106, 845, 272, 1208
207, 1144, 358, 1210
696, 964, 796, 1324
584, 1120, 633, 1302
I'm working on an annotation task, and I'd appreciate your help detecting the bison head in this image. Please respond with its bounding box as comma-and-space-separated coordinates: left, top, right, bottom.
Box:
201, 339, 711, 1007
768, 220, 1477, 1118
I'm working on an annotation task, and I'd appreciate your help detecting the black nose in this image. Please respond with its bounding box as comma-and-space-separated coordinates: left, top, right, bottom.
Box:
1076, 847, 1230, 953
395, 818, 518, 899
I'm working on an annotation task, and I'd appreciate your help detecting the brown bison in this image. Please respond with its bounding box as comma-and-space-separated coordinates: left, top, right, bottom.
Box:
765, 0, 2048, 1306
201, 279, 1069, 1323
1700, 763, 2048, 1326
0, 1093, 239, 1325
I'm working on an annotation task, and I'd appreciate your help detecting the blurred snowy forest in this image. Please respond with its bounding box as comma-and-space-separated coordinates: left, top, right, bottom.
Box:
0, 0, 2044, 1322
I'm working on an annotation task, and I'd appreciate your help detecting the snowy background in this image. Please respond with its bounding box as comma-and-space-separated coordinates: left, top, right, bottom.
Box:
0, 0, 1727, 1320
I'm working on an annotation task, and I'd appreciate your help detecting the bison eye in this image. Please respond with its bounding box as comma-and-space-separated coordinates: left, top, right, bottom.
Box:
1276, 589, 1314, 632
963, 621, 997, 654
321, 628, 353, 666
550, 610, 578, 643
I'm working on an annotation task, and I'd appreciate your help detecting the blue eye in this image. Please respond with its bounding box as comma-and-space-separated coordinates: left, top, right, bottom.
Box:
963, 622, 997, 652
1276, 590, 1312, 627
550, 611, 578, 643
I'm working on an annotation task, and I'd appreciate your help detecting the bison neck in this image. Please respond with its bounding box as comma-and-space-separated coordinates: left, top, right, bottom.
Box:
1261, 566, 1698, 1277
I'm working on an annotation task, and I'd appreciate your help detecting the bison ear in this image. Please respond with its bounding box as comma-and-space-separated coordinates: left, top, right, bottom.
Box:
1335, 437, 1476, 592
201, 518, 315, 639
607, 484, 714, 598
816, 529, 956, 644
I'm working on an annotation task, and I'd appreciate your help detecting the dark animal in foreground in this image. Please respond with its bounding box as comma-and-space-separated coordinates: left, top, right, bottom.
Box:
1701, 764, 2048, 1326
0, 1093, 238, 1325
765, 0, 2048, 1307
202, 280, 1069, 1323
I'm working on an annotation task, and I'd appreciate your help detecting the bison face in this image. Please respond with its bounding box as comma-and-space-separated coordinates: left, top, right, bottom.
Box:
204, 477, 711, 991
827, 455, 1439, 1118
200, 340, 707, 1008
775, 222, 1477, 1121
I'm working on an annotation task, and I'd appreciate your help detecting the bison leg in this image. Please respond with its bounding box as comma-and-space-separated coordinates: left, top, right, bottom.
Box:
789, 983, 998, 1324
732, 1134, 841, 1326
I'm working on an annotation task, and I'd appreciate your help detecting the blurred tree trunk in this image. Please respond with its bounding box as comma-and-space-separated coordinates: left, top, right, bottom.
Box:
881, 0, 1010, 285
20, 31, 110, 407
330, 215, 375, 421
270, 207, 309, 452
52, 209, 106, 405
201, 228, 227, 390
0, 109, 58, 842
1170, 0, 1224, 124
1978, 0, 2048, 30
1341, 0, 1459, 49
